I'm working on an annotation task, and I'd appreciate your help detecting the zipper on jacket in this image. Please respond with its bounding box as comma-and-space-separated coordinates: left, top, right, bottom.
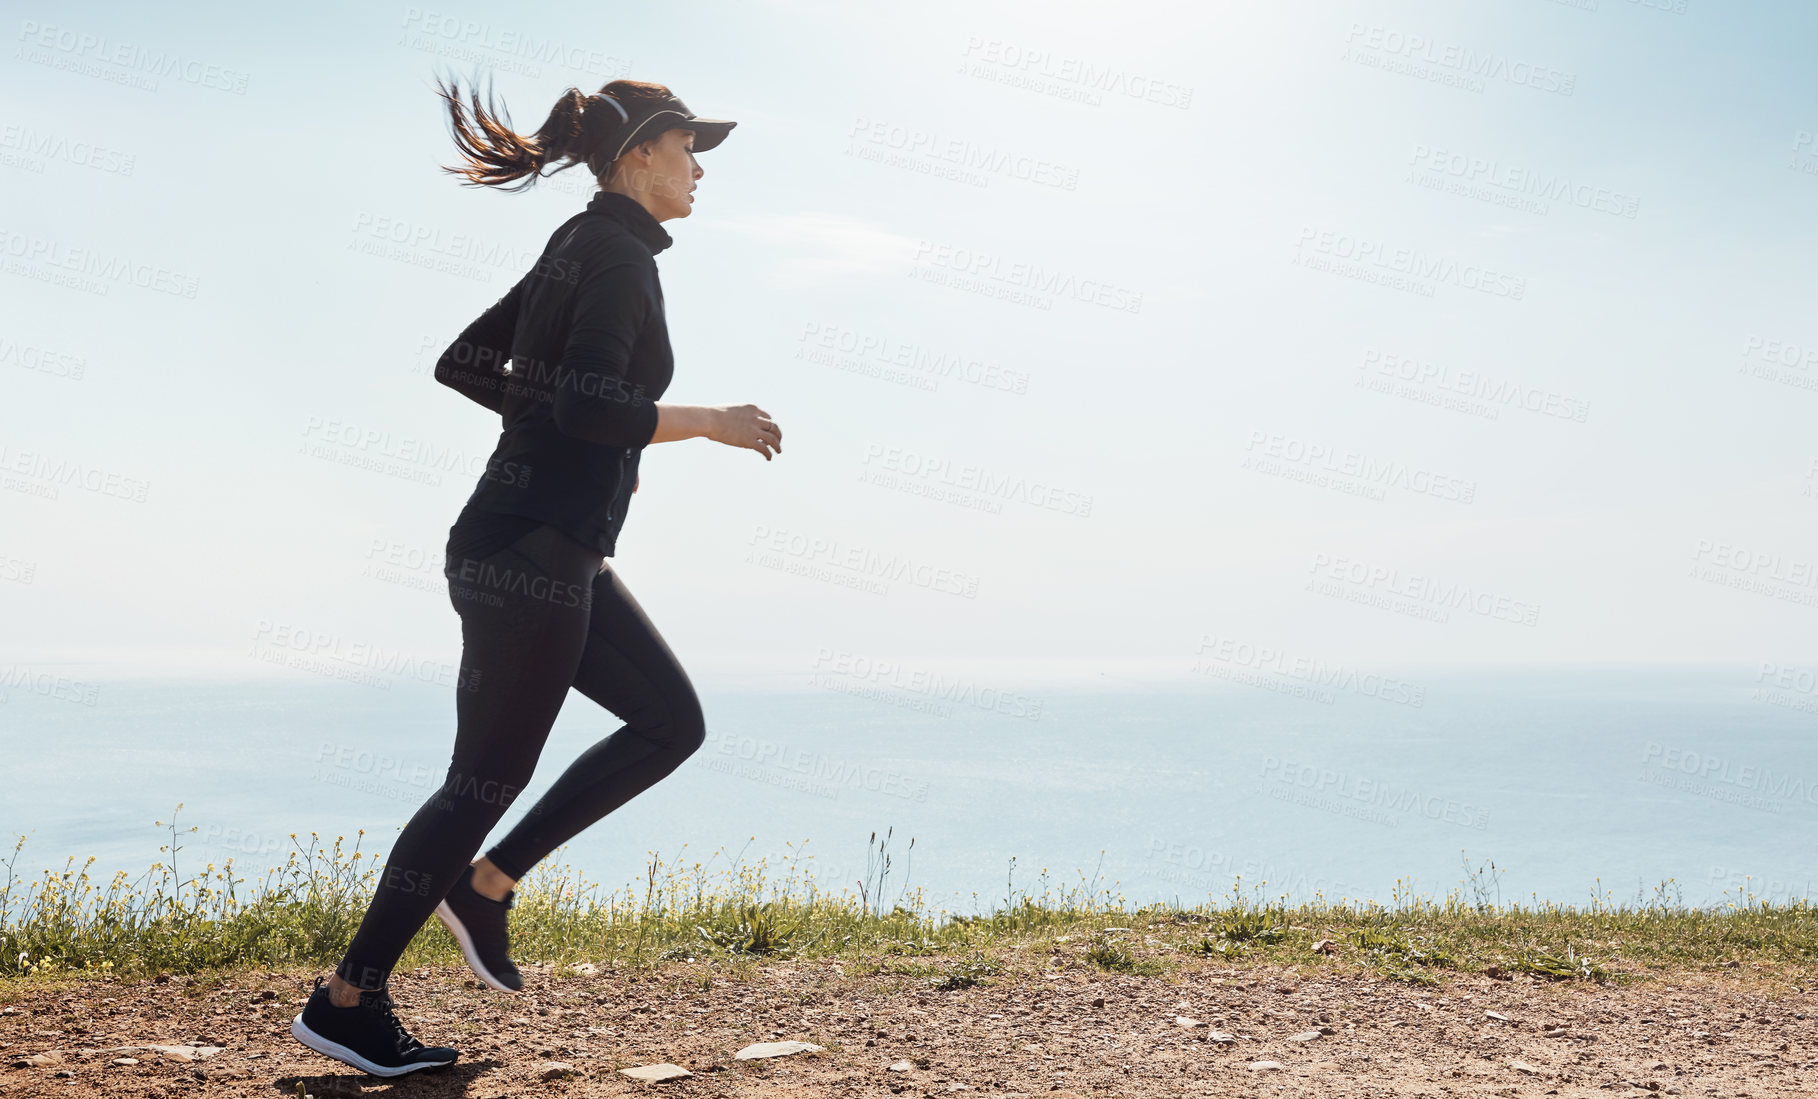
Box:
604, 447, 631, 523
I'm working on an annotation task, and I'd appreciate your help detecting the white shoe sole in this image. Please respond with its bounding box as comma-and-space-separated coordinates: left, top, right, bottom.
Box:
289, 1013, 454, 1078
435, 899, 520, 993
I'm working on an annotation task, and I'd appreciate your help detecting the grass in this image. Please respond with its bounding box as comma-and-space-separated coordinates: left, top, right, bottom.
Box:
870, 950, 1003, 990
2, 812, 1815, 995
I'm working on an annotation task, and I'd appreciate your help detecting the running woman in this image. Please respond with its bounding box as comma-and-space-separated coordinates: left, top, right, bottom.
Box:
290, 75, 781, 1077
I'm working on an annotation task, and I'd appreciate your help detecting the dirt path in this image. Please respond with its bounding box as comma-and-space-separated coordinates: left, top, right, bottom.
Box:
2, 960, 1814, 1097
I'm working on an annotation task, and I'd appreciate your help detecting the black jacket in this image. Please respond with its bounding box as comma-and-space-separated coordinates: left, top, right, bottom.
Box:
434, 190, 676, 557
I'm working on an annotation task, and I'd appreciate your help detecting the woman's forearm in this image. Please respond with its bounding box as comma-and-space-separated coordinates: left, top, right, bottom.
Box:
648, 403, 723, 445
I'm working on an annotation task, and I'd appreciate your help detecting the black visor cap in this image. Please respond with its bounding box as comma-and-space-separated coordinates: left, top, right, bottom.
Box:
609, 94, 736, 159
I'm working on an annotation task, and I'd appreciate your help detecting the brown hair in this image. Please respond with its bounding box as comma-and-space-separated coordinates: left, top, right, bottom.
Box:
433, 74, 676, 192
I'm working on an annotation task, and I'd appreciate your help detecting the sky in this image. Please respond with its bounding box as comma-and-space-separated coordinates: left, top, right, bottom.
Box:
4, 0, 1817, 691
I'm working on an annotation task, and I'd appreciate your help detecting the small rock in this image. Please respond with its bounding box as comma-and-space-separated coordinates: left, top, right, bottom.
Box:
152, 973, 170, 984
1542, 1027, 1569, 1038
888, 1060, 914, 1072
146, 1044, 225, 1062
734, 1041, 824, 1060
1206, 1031, 1237, 1044
112, 1057, 139, 1066
1510, 1059, 1541, 1074
16, 1053, 62, 1068
1485, 965, 1511, 980
1289, 1030, 1323, 1042
1312, 939, 1338, 955
1091, 997, 1104, 1008
539, 1061, 581, 1080
1248, 1060, 1285, 1072
1175, 1015, 1203, 1027
619, 1063, 691, 1082
572, 962, 598, 976
1485, 1010, 1511, 1022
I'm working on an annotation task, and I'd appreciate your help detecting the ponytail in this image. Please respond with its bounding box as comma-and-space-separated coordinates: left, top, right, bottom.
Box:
434, 73, 679, 192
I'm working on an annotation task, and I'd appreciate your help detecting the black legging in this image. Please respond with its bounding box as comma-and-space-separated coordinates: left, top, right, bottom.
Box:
335, 521, 705, 991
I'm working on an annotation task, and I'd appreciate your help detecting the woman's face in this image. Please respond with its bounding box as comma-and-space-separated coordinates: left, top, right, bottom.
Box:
620, 127, 702, 222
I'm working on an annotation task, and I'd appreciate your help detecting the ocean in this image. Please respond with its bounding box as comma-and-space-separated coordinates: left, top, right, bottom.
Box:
5, 665, 1815, 915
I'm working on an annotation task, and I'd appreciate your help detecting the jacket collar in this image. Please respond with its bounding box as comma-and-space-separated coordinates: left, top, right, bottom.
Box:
585, 190, 673, 255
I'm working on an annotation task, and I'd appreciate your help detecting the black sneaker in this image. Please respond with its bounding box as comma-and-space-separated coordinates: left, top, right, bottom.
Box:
290, 977, 458, 1077
434, 862, 524, 992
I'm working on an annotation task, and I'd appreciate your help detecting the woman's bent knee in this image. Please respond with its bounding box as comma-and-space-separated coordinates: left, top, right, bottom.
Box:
662, 686, 707, 759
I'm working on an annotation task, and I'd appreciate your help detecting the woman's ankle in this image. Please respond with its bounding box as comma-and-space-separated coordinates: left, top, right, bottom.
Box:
469, 856, 517, 902
326, 974, 363, 1008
